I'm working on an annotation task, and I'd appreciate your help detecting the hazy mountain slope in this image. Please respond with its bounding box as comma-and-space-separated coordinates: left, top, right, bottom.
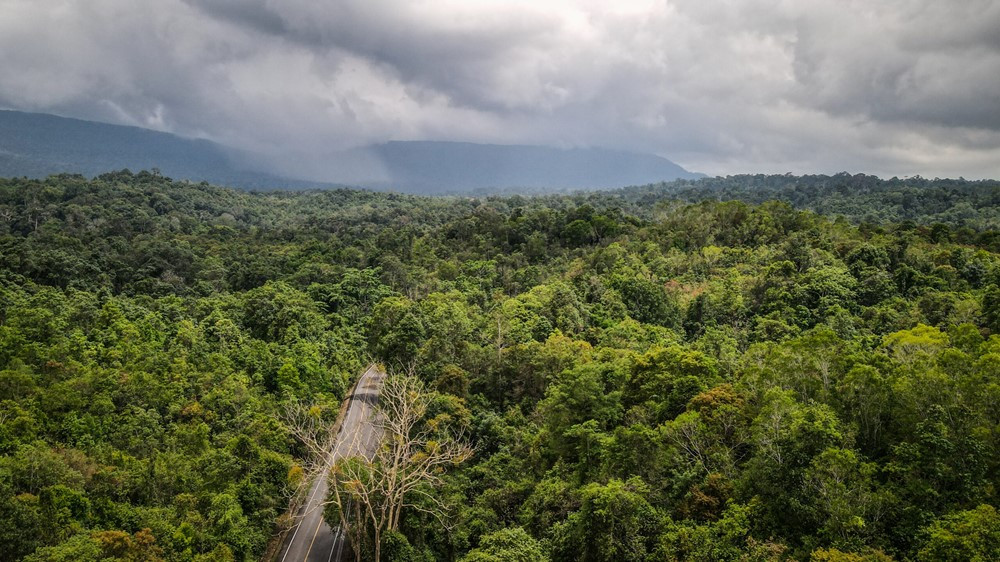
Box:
0, 110, 702, 193
0, 110, 324, 189
348, 141, 703, 193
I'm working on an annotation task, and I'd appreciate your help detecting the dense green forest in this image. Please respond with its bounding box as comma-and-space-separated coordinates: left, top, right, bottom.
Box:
2, 170, 999, 561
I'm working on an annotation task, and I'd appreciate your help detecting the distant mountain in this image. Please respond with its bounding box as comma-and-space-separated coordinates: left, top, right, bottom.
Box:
328, 141, 703, 193
0, 110, 702, 192
0, 110, 326, 189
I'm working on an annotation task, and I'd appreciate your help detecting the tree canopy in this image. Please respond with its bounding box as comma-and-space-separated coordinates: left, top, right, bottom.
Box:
1, 170, 999, 560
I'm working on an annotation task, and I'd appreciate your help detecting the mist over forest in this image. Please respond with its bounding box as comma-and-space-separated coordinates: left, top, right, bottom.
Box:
2, 1, 1000, 561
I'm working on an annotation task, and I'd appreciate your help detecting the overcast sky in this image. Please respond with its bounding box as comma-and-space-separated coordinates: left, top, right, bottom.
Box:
2, 0, 999, 178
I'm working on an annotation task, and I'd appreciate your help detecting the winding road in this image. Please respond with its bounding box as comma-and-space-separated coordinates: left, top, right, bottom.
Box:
277, 365, 385, 562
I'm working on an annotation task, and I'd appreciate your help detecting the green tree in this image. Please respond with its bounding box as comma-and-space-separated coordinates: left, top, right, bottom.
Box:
551, 478, 661, 562
461, 527, 548, 562
917, 504, 1000, 561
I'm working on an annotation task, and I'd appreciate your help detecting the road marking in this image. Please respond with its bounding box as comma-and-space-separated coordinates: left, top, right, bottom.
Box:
280, 366, 381, 562
326, 527, 339, 562
303, 513, 326, 560
280, 466, 329, 562
325, 380, 366, 560
333, 526, 345, 562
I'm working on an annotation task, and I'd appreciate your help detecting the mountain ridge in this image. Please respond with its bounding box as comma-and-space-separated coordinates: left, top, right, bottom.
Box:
352, 140, 704, 192
0, 109, 331, 190
0, 109, 702, 193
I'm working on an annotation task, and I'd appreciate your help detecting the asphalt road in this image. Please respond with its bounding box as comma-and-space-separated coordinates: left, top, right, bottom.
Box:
277, 365, 385, 562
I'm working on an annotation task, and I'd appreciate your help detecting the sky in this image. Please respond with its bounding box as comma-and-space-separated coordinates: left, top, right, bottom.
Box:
1, 0, 999, 179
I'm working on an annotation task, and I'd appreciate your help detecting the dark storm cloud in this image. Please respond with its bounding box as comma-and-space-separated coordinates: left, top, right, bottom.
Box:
185, 0, 565, 113
181, 0, 291, 37
787, 1, 1000, 131
2, 0, 999, 178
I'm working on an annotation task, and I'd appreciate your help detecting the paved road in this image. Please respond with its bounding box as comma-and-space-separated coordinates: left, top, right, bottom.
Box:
277, 365, 385, 562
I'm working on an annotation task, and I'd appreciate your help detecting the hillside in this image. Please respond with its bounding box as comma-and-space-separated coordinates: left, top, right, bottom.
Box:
0, 110, 328, 190
2, 172, 1000, 560
326, 141, 703, 193
0, 110, 701, 193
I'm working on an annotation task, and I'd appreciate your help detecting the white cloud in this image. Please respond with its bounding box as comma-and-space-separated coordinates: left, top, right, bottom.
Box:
1, 0, 998, 178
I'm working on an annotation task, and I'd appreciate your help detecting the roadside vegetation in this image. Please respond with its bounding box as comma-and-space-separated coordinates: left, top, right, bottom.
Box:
1, 170, 998, 560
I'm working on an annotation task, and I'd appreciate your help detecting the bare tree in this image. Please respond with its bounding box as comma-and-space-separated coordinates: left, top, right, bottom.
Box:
327, 374, 473, 562
283, 401, 341, 494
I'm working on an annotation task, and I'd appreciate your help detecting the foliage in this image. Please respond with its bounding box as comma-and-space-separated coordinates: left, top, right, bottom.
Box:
1, 170, 999, 560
